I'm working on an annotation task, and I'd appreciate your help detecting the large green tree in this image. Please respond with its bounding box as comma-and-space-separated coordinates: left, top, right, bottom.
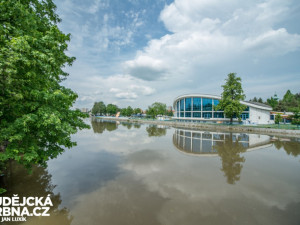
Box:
0, 0, 89, 171
146, 102, 167, 119
216, 73, 246, 124
133, 108, 142, 115
126, 106, 133, 117
92, 101, 106, 115
106, 104, 118, 115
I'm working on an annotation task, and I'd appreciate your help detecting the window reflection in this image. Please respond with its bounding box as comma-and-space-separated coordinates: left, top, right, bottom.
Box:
193, 98, 201, 111
202, 98, 212, 111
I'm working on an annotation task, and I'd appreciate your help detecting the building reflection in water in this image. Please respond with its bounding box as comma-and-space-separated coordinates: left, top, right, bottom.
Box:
173, 128, 272, 184
173, 129, 272, 155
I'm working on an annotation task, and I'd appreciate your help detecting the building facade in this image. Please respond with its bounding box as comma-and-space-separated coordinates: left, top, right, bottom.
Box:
173, 94, 273, 124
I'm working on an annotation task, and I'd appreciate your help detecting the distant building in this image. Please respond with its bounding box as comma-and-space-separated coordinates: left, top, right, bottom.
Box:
270, 111, 294, 123
173, 94, 273, 124
80, 108, 89, 113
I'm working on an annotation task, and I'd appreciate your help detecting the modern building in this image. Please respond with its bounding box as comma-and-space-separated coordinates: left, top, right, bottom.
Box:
173, 94, 273, 124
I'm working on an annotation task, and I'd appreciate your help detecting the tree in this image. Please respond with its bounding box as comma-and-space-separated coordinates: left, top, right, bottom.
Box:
291, 109, 300, 127
126, 106, 133, 117
266, 96, 278, 109
133, 108, 142, 115
146, 102, 167, 119
275, 113, 282, 124
92, 101, 106, 115
106, 104, 118, 115
120, 108, 127, 116
283, 90, 293, 102
216, 73, 246, 124
0, 0, 89, 171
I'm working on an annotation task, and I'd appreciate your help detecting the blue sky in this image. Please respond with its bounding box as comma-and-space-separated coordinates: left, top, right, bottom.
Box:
53, 0, 300, 109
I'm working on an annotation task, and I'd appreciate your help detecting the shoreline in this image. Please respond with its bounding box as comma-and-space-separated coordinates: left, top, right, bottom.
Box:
94, 116, 300, 138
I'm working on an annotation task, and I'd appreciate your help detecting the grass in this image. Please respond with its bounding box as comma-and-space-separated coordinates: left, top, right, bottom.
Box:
246, 124, 300, 130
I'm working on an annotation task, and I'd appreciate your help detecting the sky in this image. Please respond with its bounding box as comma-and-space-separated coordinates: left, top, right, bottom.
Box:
53, 0, 300, 109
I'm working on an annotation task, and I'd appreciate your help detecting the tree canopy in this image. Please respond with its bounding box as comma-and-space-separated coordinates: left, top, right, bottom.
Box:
106, 104, 118, 115
146, 102, 167, 119
92, 101, 106, 115
265, 90, 300, 112
216, 73, 246, 123
0, 0, 89, 171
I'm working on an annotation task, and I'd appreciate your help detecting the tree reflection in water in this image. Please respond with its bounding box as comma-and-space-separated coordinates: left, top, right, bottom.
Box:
146, 125, 167, 137
91, 118, 142, 133
91, 118, 118, 133
0, 162, 72, 225
273, 138, 300, 157
121, 122, 133, 130
213, 134, 247, 184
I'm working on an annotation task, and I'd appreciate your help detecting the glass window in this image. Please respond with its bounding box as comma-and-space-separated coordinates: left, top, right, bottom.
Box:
214, 112, 224, 118
241, 113, 249, 120
185, 112, 191, 117
213, 99, 219, 106
185, 98, 191, 111
203, 112, 212, 118
193, 98, 201, 111
203, 98, 212, 111
177, 101, 179, 112
193, 112, 201, 118
244, 106, 249, 112
180, 99, 184, 111
180, 112, 184, 117
177, 111, 179, 117
213, 99, 222, 111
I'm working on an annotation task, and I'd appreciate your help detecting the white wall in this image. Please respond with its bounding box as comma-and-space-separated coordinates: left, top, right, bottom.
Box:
249, 107, 273, 124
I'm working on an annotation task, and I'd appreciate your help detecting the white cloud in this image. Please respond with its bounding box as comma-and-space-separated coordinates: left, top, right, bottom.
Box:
124, 0, 300, 82
65, 72, 156, 107
115, 92, 138, 100
124, 55, 169, 81
55, 0, 300, 108
87, 0, 108, 14
243, 28, 300, 56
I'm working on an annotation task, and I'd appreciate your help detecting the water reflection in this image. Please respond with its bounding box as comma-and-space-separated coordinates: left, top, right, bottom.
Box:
173, 129, 272, 184
91, 118, 142, 133
272, 137, 300, 157
213, 134, 247, 184
91, 119, 118, 133
1, 162, 72, 225
146, 125, 167, 137
173, 129, 271, 155
2, 120, 299, 225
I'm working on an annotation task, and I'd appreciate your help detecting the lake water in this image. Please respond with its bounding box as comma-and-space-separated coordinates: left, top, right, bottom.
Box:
1, 119, 300, 225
